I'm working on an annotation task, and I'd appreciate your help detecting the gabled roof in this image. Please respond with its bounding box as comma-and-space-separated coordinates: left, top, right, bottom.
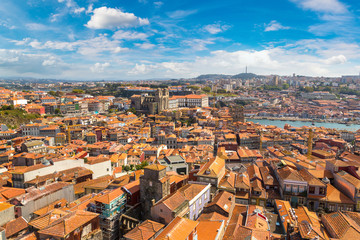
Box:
154, 217, 198, 240
197, 156, 224, 177
277, 166, 305, 182
95, 187, 124, 205
38, 210, 98, 238
322, 211, 360, 239
3, 216, 28, 238
123, 220, 164, 240
205, 191, 234, 215
337, 171, 360, 188
29, 209, 68, 230
299, 168, 326, 186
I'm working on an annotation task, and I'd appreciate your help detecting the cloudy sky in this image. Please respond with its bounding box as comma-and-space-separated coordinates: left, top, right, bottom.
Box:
0, 0, 360, 80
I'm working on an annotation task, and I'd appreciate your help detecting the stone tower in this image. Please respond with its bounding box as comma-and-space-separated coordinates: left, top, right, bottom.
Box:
140, 164, 170, 220
162, 88, 169, 110
230, 105, 245, 123
155, 88, 169, 113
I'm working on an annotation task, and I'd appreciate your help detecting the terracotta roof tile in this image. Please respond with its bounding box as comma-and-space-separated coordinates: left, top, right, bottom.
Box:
3, 216, 28, 238
123, 220, 164, 240
154, 217, 198, 240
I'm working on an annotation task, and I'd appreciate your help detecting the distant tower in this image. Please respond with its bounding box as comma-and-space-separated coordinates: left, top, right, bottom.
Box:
155, 88, 169, 113
245, 66, 248, 74
230, 106, 245, 123
273, 76, 279, 86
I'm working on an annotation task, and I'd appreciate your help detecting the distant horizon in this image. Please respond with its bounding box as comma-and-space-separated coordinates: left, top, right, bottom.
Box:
0, 71, 358, 82
1, 0, 360, 80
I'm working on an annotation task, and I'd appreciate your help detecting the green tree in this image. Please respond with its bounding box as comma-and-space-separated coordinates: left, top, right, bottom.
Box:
202, 86, 211, 93
55, 108, 61, 115
127, 107, 136, 114
188, 85, 200, 90
72, 89, 85, 94
282, 83, 289, 90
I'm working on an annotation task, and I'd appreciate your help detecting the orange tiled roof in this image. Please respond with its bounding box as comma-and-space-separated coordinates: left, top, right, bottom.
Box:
154, 217, 198, 240
123, 220, 164, 240
37, 210, 99, 237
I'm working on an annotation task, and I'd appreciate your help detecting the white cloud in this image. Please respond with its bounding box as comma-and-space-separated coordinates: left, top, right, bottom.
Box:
154, 1, 163, 8
128, 63, 156, 75
0, 19, 15, 29
134, 42, 155, 49
86, 4, 93, 14
11, 38, 31, 46
204, 23, 230, 34
23, 35, 128, 56
42, 57, 57, 66
26, 23, 52, 31
166, 10, 197, 19
182, 39, 215, 51
290, 0, 351, 36
74, 7, 85, 14
58, 0, 85, 14
126, 39, 360, 78
323, 54, 347, 64
289, 0, 347, 14
90, 62, 110, 73
0, 49, 65, 76
264, 20, 290, 32
112, 30, 149, 40
86, 7, 149, 29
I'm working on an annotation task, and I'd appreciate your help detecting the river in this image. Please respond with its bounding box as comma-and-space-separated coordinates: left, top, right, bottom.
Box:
247, 119, 360, 131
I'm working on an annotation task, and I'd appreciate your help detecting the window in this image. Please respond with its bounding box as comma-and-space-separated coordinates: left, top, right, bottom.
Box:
285, 185, 291, 192
347, 206, 353, 211
328, 204, 335, 212
319, 188, 325, 195
309, 186, 315, 194
298, 197, 305, 205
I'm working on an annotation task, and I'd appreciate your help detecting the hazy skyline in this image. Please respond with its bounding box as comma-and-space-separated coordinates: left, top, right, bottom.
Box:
0, 0, 360, 80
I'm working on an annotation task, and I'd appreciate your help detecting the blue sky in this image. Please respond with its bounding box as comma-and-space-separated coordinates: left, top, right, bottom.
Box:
0, 0, 360, 80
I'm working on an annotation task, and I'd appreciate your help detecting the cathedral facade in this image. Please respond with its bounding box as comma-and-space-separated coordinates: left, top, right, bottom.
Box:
131, 88, 169, 114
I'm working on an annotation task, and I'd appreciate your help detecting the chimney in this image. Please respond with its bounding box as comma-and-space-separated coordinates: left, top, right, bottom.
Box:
151, 199, 156, 206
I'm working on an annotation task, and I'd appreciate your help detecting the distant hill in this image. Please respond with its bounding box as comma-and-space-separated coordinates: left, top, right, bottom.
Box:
231, 73, 261, 79
196, 74, 232, 80
196, 73, 263, 80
